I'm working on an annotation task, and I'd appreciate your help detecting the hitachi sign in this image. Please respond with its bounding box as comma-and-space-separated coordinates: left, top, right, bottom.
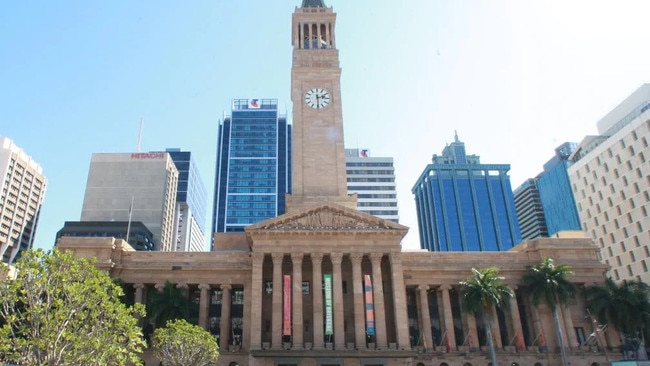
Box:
131, 153, 165, 159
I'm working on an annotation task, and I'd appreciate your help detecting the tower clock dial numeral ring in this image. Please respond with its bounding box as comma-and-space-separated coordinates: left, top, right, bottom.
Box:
304, 88, 331, 109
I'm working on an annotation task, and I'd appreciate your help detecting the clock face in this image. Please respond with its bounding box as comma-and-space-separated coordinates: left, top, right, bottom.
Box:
304, 88, 331, 109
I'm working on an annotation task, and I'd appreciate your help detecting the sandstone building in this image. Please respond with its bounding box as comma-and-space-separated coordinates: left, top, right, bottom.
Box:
59, 1, 616, 366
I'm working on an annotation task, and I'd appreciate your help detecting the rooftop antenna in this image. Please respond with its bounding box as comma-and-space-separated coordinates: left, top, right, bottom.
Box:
136, 117, 144, 152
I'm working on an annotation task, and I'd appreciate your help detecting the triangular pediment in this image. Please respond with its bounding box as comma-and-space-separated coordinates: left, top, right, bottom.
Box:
246, 203, 408, 232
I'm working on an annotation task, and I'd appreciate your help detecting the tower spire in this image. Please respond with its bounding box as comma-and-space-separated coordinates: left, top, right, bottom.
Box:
301, 0, 326, 8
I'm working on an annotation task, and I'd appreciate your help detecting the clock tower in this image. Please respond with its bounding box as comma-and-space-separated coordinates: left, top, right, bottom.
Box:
286, 0, 357, 212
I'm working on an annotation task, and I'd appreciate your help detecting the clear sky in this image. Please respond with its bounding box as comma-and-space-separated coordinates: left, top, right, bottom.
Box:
2, 0, 650, 251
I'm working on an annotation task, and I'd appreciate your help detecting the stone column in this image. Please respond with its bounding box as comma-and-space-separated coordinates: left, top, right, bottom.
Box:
250, 252, 264, 350
466, 312, 479, 349
331, 252, 345, 350
271, 253, 284, 349
312, 253, 324, 349
291, 253, 304, 349
370, 253, 387, 349
198, 284, 210, 330
562, 304, 578, 349
350, 253, 366, 349
134, 283, 144, 304
418, 285, 433, 351
220, 284, 232, 348
508, 289, 525, 350
440, 285, 456, 351
491, 306, 503, 348
390, 253, 411, 350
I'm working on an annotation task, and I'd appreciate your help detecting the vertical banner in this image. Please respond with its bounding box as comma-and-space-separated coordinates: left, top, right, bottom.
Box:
324, 274, 333, 336
283, 275, 292, 336
364, 274, 376, 336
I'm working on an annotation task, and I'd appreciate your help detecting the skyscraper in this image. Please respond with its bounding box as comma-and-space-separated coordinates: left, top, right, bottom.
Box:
536, 142, 581, 236
80, 152, 178, 251
345, 148, 399, 223
412, 132, 521, 251
211, 99, 291, 240
59, 2, 612, 365
0, 137, 47, 264
165, 148, 208, 252
569, 83, 650, 282
513, 178, 548, 240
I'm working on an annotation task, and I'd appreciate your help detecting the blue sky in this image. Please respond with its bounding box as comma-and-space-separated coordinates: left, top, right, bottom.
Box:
2, 0, 650, 251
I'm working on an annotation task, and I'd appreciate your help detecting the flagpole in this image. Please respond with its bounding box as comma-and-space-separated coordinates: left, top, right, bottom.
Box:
126, 196, 134, 244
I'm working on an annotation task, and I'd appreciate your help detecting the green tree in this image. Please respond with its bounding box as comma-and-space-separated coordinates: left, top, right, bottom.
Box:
152, 319, 219, 366
459, 266, 513, 366
146, 280, 189, 328
521, 257, 576, 366
0, 248, 146, 366
584, 277, 650, 359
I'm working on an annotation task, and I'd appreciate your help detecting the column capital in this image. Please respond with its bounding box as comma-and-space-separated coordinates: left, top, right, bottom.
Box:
252, 252, 265, 262
133, 283, 145, 290
199, 284, 211, 291
369, 252, 383, 263
311, 252, 324, 261
155, 283, 165, 291
176, 282, 189, 289
439, 284, 453, 291
417, 284, 430, 292
221, 284, 232, 291
330, 252, 343, 264
271, 253, 284, 263
349, 253, 364, 262
389, 252, 402, 264
291, 253, 303, 262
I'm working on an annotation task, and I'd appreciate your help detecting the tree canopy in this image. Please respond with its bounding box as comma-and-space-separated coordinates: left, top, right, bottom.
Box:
0, 249, 146, 366
521, 256, 575, 311
459, 266, 513, 316
459, 266, 512, 366
146, 280, 189, 328
585, 277, 650, 338
152, 319, 219, 366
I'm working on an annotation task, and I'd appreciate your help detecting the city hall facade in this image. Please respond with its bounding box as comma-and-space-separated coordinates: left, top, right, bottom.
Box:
59, 1, 615, 365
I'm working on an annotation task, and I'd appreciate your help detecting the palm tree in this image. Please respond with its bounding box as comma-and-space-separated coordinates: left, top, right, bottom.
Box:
146, 281, 190, 328
459, 266, 513, 366
521, 257, 575, 366
584, 277, 650, 360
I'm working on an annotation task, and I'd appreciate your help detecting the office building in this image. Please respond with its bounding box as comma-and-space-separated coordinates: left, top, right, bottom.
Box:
569, 84, 650, 283
60, 2, 612, 366
211, 99, 291, 240
165, 148, 208, 252
0, 137, 47, 264
345, 148, 398, 223
514, 142, 582, 240
513, 178, 548, 240
56, 221, 155, 251
537, 142, 582, 236
80, 152, 178, 251
412, 133, 522, 251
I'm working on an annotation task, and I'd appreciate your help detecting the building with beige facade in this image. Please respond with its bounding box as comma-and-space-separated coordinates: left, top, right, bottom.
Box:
59, 1, 617, 366
80, 152, 178, 251
0, 137, 47, 264
569, 84, 650, 283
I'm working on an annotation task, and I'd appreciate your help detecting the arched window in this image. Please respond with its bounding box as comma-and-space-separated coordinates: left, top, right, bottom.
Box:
534, 363, 543, 366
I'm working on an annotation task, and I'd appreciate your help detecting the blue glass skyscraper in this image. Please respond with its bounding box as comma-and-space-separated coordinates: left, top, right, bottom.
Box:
412, 133, 521, 251
211, 99, 291, 242
536, 142, 582, 236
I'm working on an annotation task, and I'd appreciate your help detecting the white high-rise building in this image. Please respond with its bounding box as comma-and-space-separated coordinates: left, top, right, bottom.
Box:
345, 148, 399, 223
80, 152, 178, 251
0, 137, 47, 264
569, 84, 650, 283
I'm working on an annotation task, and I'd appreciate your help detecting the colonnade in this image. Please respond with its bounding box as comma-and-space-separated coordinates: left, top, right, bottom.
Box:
295, 21, 335, 49
250, 251, 410, 351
